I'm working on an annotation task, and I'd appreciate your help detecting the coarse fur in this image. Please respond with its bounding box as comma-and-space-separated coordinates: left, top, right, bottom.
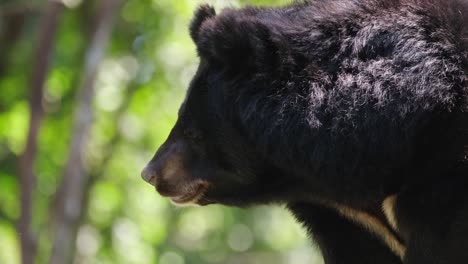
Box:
142, 0, 468, 263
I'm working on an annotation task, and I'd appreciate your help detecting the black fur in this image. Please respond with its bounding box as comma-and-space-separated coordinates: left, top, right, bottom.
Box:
189, 5, 216, 43
144, 0, 468, 263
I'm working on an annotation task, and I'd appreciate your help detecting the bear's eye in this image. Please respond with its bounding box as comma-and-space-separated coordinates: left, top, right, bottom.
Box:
183, 127, 203, 141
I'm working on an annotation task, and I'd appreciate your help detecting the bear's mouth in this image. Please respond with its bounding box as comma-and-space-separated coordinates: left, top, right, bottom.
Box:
169, 181, 211, 206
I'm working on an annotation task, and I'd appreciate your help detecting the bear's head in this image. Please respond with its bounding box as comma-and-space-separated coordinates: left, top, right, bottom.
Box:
141, 5, 303, 207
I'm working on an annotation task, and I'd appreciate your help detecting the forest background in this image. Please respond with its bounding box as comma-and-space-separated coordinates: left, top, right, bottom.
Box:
0, 0, 323, 263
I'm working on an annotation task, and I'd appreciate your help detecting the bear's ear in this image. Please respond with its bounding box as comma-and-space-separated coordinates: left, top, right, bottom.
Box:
190, 5, 216, 43
194, 10, 279, 73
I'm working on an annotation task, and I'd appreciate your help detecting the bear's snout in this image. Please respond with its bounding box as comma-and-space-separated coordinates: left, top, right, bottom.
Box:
142, 141, 184, 182
142, 139, 212, 205
141, 163, 158, 186
142, 140, 196, 194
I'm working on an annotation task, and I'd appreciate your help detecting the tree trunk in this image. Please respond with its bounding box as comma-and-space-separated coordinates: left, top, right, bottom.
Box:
18, 2, 64, 264
49, 1, 120, 263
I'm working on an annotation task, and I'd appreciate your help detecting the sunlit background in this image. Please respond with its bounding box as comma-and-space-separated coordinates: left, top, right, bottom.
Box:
0, 0, 323, 263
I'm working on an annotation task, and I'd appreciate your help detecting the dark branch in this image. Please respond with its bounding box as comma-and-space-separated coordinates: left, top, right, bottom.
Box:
18, 2, 64, 264
0, 2, 42, 17
49, 1, 120, 263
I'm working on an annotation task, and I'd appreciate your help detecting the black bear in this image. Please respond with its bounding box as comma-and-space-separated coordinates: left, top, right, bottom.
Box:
142, 0, 468, 263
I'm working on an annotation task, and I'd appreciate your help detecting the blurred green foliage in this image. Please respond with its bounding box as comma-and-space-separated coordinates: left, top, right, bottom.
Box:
0, 0, 323, 263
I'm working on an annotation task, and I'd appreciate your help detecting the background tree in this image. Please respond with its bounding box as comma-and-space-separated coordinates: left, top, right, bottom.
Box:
0, 0, 321, 263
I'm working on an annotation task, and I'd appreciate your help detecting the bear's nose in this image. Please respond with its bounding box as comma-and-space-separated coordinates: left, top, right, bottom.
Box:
141, 165, 158, 186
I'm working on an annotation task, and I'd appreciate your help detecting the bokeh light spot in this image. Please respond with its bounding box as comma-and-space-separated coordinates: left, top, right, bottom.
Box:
227, 224, 254, 252
159, 251, 185, 264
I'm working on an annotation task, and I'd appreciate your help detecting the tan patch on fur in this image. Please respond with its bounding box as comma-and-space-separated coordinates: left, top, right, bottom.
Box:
323, 200, 406, 260
382, 194, 399, 232
171, 180, 210, 206
170, 190, 205, 207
